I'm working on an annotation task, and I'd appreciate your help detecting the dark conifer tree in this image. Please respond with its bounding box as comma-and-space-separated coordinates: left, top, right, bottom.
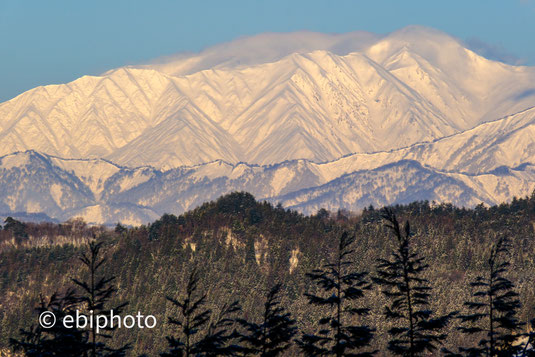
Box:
237, 283, 297, 356
73, 241, 130, 357
298, 231, 375, 356
198, 300, 242, 356
374, 208, 454, 356
445, 236, 524, 356
3, 216, 28, 239
162, 269, 241, 357
9, 289, 90, 356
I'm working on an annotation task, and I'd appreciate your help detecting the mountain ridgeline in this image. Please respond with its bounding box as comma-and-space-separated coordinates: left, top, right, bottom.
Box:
1, 26, 535, 224
1, 192, 535, 355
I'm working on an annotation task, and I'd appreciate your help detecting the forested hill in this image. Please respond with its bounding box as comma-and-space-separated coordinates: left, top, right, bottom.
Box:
1, 192, 535, 355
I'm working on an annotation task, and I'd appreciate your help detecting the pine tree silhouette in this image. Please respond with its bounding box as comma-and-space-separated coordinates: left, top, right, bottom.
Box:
9, 289, 90, 356
374, 208, 455, 356
445, 236, 524, 356
198, 300, 242, 356
237, 283, 297, 356
298, 231, 375, 356
161, 269, 241, 356
73, 241, 130, 357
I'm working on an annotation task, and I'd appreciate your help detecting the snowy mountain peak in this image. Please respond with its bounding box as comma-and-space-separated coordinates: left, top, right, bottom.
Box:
1, 27, 535, 223
2, 27, 534, 169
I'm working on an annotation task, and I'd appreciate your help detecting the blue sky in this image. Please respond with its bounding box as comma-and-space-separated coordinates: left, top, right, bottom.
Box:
1, 0, 534, 102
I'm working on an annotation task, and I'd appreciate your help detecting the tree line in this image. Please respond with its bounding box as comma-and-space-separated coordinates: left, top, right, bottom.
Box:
7, 203, 535, 356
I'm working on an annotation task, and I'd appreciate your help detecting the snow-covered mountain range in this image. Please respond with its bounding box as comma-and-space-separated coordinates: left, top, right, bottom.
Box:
1, 26, 535, 224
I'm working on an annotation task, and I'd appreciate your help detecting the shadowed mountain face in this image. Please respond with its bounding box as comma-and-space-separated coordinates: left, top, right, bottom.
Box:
1, 150, 533, 225
1, 26, 535, 223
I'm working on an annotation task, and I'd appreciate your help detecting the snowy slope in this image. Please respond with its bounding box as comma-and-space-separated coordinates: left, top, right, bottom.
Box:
315, 105, 535, 179
0, 151, 94, 218
1, 27, 535, 169
0, 149, 534, 224
272, 161, 535, 215
1, 26, 535, 223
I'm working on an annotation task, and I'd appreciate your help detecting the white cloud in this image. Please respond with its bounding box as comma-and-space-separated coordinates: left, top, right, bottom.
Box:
464, 37, 526, 65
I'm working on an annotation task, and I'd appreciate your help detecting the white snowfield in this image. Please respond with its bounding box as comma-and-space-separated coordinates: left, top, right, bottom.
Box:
0, 26, 534, 224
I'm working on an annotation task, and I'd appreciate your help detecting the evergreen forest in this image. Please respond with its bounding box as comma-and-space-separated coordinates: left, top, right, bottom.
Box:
1, 192, 535, 356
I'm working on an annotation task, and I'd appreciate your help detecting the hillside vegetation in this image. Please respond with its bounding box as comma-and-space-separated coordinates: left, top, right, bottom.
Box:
1, 192, 535, 355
